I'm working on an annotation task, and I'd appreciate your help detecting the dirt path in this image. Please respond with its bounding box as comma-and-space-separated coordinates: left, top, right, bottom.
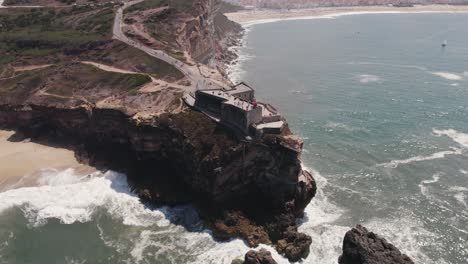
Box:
81, 61, 145, 75
13, 64, 53, 71
113, 0, 230, 93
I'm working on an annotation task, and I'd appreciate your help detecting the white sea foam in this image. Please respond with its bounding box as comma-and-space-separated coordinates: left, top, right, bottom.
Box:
433, 128, 468, 148
237, 10, 468, 28
297, 166, 350, 264
355, 74, 382, 83
365, 216, 446, 264
0, 170, 170, 227
449, 186, 468, 207
191, 166, 350, 264
418, 173, 442, 197
346, 62, 427, 71
325, 122, 352, 131
378, 149, 463, 168
431, 71, 463, 81
226, 33, 254, 83
450, 83, 460, 87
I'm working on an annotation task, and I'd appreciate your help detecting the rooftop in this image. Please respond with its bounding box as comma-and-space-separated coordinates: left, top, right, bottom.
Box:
198, 89, 256, 111
225, 82, 254, 94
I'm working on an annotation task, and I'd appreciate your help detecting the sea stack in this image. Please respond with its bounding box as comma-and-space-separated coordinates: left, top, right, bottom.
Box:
339, 225, 414, 264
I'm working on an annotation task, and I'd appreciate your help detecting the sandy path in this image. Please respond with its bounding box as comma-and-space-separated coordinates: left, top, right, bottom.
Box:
81, 61, 144, 75
226, 5, 468, 26
0, 130, 94, 190
13, 64, 53, 72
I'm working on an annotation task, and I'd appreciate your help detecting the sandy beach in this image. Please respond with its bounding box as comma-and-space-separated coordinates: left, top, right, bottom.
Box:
0, 130, 94, 190
225, 5, 468, 26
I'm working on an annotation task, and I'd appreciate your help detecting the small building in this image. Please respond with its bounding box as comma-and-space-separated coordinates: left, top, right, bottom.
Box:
194, 89, 261, 134
188, 81, 284, 138
194, 89, 231, 115
222, 98, 262, 133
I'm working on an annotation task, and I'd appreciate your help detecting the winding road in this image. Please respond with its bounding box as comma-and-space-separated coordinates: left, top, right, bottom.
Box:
113, 0, 208, 93
2, 0, 227, 94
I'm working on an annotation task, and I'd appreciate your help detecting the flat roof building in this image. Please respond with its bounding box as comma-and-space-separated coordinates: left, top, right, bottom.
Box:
187, 81, 285, 138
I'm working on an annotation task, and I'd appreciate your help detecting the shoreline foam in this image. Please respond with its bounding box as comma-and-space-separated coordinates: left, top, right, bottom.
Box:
226, 5, 468, 27
225, 5, 468, 84
0, 130, 93, 190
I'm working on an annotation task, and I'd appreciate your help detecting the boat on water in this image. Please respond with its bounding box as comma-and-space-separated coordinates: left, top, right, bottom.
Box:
442, 40, 448, 47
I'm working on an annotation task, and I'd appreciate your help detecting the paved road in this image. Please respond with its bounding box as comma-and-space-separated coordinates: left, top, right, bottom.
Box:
113, 0, 209, 93
2, 0, 227, 95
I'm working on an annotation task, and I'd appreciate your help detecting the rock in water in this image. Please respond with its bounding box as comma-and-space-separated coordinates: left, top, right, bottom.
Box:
244, 249, 278, 264
276, 227, 312, 262
339, 225, 414, 264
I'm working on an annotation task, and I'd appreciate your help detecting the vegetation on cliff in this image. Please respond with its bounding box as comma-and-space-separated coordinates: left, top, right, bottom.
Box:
0, 0, 315, 262
0, 6, 184, 80
0, 63, 152, 105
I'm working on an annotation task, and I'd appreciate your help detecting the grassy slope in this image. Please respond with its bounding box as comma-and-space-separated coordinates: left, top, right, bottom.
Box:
0, 63, 152, 104
124, 0, 197, 57
0, 5, 184, 80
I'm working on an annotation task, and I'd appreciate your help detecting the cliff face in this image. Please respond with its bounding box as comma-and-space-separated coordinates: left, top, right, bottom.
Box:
123, 0, 243, 67
1, 1, 316, 260
0, 102, 313, 211
0, 95, 316, 259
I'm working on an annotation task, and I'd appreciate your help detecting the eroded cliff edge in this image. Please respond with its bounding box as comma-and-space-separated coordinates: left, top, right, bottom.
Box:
0, 67, 316, 261
0, 0, 316, 261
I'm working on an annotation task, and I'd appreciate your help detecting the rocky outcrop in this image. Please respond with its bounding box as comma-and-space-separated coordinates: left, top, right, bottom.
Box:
339, 225, 414, 264
0, 90, 316, 256
244, 249, 278, 264
276, 227, 312, 262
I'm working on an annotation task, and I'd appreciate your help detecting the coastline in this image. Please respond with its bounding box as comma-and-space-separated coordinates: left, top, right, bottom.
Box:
225, 4, 468, 84
0, 130, 93, 190
225, 4, 468, 27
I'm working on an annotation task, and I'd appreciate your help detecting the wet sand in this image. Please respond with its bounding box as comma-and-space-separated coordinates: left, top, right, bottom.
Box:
0, 130, 94, 190
225, 5, 468, 26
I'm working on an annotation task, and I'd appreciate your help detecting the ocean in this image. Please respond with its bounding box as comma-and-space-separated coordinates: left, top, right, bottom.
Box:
1, 12, 468, 264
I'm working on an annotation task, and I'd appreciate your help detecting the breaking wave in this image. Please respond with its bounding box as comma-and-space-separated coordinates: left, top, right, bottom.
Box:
433, 128, 468, 148
378, 149, 463, 168
298, 166, 350, 264
431, 71, 463, 81
0, 170, 170, 227
355, 74, 382, 83
365, 216, 445, 264
418, 172, 442, 197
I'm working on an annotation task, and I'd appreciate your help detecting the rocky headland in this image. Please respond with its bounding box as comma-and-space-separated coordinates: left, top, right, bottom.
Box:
0, 0, 416, 262
0, 0, 315, 261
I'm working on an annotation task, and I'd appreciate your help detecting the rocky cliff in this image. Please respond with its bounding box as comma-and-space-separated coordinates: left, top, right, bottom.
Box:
123, 0, 243, 69
0, 65, 316, 261
0, 1, 316, 261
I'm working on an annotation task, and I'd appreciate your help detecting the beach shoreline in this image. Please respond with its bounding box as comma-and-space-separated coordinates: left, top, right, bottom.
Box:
0, 130, 94, 190
225, 4, 468, 27
224, 4, 468, 82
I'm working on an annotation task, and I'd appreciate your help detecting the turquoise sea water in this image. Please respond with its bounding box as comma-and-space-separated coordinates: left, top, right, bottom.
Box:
231, 13, 468, 264
1, 13, 468, 264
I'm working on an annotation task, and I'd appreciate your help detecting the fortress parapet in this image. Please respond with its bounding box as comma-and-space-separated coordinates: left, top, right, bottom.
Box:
189, 82, 285, 138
